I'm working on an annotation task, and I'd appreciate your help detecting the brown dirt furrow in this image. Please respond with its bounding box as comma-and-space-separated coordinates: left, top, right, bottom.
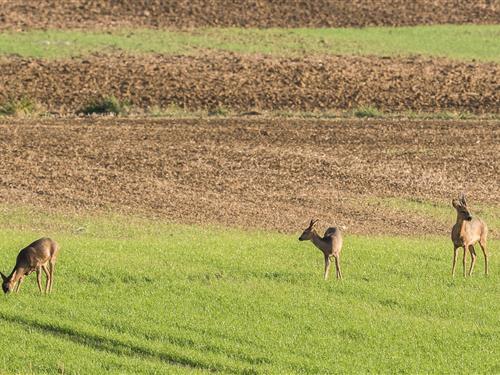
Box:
0, 1, 498, 29
0, 53, 498, 115
0, 118, 498, 237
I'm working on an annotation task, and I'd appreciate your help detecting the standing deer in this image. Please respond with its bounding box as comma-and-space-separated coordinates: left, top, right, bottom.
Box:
1, 238, 59, 294
299, 219, 343, 280
451, 193, 489, 277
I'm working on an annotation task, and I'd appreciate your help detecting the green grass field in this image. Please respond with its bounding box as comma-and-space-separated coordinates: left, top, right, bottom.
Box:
0, 24, 498, 62
0, 207, 498, 374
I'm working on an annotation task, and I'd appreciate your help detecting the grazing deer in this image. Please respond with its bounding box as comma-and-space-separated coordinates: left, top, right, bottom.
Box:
451, 193, 489, 277
299, 219, 343, 280
1, 238, 59, 294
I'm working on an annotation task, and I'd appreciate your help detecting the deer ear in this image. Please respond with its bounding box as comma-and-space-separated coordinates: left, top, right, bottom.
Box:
0, 272, 6, 282
452, 199, 459, 208
459, 193, 467, 206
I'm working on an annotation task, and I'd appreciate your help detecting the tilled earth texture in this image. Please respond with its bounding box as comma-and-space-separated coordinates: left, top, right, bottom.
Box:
0, 0, 498, 29
0, 118, 498, 237
1, 54, 499, 115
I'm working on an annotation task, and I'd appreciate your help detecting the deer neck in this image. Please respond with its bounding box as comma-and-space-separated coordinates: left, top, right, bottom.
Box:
455, 214, 469, 238
310, 230, 329, 254
8, 268, 22, 284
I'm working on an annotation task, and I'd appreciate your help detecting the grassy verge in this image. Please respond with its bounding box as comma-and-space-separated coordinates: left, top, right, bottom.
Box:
137, 105, 500, 121
0, 98, 45, 117
0, 25, 498, 62
0, 206, 498, 374
1, 99, 499, 120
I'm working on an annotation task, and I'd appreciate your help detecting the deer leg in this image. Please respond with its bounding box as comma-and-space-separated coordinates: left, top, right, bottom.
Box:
479, 240, 489, 276
468, 245, 477, 276
329, 256, 337, 278
324, 255, 331, 280
334, 256, 342, 280
48, 260, 56, 292
36, 267, 43, 292
42, 265, 50, 293
462, 245, 468, 277
15, 277, 24, 293
452, 245, 459, 277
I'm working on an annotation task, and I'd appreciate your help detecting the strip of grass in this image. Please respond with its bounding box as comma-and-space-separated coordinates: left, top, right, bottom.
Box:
1, 98, 499, 120
0, 206, 498, 374
0, 97, 45, 117
0, 24, 498, 62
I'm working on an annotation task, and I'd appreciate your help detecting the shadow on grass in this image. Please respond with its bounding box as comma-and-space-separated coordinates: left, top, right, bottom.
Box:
0, 312, 256, 374
97, 318, 271, 367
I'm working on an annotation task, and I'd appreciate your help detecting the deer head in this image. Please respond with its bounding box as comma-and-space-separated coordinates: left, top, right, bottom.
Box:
1, 272, 12, 294
299, 219, 319, 241
452, 193, 472, 221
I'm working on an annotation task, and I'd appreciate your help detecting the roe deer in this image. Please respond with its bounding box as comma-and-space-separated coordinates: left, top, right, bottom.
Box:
451, 193, 488, 277
299, 219, 343, 280
1, 238, 59, 294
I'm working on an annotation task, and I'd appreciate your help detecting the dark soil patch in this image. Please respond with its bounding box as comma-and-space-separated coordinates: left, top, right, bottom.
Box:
1, 1, 498, 29
0, 53, 498, 115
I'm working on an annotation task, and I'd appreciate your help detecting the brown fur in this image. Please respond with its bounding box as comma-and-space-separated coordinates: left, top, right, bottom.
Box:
1, 238, 59, 294
299, 219, 343, 280
451, 194, 489, 277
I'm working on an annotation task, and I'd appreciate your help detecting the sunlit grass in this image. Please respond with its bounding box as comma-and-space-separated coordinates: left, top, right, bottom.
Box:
0, 25, 498, 62
0, 206, 498, 373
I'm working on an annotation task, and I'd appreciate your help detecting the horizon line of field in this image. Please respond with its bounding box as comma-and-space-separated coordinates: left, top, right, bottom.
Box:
0, 24, 498, 62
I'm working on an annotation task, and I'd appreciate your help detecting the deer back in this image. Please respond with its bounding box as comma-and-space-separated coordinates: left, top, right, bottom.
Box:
324, 227, 343, 253
15, 238, 59, 272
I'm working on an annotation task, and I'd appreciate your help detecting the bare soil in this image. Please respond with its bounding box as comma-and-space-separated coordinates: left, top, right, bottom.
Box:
0, 118, 498, 237
1, 53, 498, 115
0, 1, 498, 29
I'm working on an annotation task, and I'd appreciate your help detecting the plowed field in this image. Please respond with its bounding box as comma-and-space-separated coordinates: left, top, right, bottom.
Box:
1, 53, 498, 114
1, 118, 498, 236
1, 0, 498, 29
